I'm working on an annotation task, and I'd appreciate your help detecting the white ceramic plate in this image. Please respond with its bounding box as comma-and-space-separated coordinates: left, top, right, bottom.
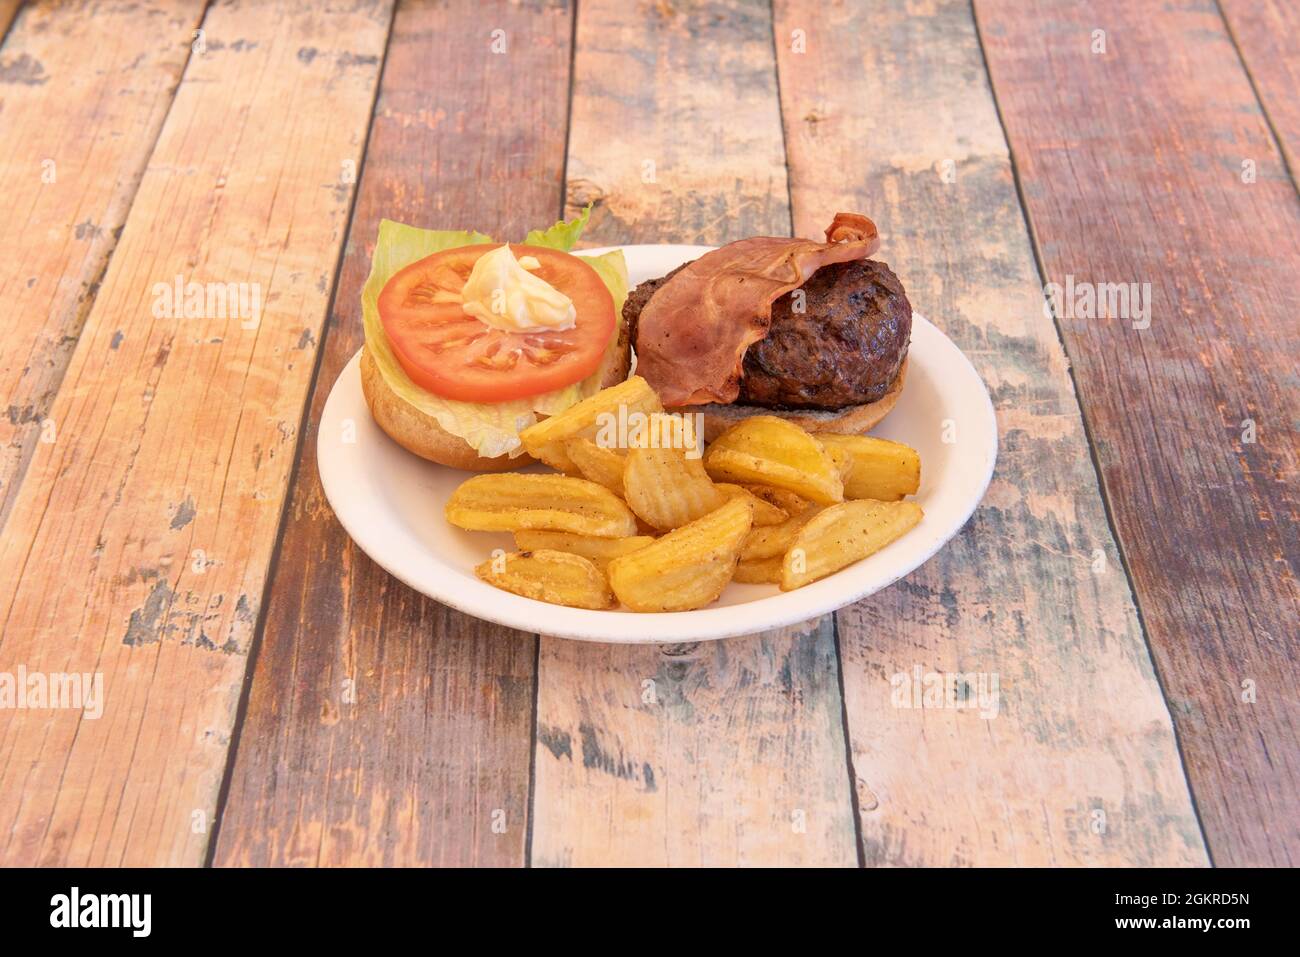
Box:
318, 244, 997, 643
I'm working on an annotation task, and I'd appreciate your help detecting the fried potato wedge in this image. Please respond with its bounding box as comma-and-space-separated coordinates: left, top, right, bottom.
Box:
607, 497, 753, 611
703, 415, 844, 505
739, 506, 823, 561
715, 483, 788, 526
732, 556, 783, 584
513, 530, 655, 570
822, 442, 854, 484
622, 413, 723, 530
446, 473, 638, 537
781, 499, 923, 590
814, 433, 921, 501
475, 549, 616, 609
564, 437, 626, 496
518, 375, 662, 471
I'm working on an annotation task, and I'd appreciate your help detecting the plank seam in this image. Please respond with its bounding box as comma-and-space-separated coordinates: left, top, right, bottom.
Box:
1214, 0, 1300, 199
0, 0, 22, 50
830, 614, 867, 867
524, 634, 542, 868
558, 0, 580, 218
766, 0, 796, 236
772, 0, 861, 867
967, 0, 1215, 865
202, 0, 401, 869
524, 0, 580, 871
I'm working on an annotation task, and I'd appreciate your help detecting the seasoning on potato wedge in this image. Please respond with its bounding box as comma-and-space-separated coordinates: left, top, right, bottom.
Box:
781, 499, 923, 590
446, 473, 637, 537
475, 549, 616, 610
606, 496, 753, 611
740, 484, 810, 516
703, 415, 844, 505
814, 433, 921, 501
714, 483, 788, 526
518, 374, 662, 471
513, 530, 655, 570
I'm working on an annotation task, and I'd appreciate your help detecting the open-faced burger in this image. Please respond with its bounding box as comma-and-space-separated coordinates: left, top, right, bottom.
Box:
359, 210, 631, 471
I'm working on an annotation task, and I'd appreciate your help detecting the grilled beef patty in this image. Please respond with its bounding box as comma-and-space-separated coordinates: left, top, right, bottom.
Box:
625, 259, 911, 410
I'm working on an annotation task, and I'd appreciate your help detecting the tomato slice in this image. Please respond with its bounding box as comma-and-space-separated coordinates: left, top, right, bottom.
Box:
377, 243, 615, 403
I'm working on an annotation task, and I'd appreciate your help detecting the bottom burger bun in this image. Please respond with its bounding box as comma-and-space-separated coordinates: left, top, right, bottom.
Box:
360, 348, 522, 471
674, 359, 907, 443
360, 334, 632, 471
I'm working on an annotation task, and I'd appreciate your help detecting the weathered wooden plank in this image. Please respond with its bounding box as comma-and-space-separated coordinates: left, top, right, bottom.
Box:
531, 0, 859, 868
0, 0, 206, 531
535, 624, 858, 866
0, 0, 393, 866
563, 0, 790, 242
213, 0, 573, 868
774, 0, 1207, 865
1221, 0, 1300, 178
975, 0, 1299, 865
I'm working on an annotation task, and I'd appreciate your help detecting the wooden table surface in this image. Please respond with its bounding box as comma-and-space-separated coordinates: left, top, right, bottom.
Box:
0, 0, 1295, 868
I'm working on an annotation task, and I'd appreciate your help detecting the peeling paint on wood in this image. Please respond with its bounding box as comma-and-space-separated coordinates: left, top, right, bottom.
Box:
0, 0, 393, 867
212, 0, 573, 868
534, 621, 859, 866
531, 0, 857, 868
774, 0, 1207, 865
562, 0, 791, 244
976, 0, 1299, 866
0, 0, 206, 533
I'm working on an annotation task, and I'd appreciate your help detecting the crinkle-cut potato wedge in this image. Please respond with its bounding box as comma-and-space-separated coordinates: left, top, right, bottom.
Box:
715, 483, 787, 526
741, 484, 810, 516
607, 497, 753, 612
564, 437, 626, 496
513, 530, 655, 570
625, 446, 724, 530
739, 506, 824, 561
630, 408, 706, 453
781, 499, 923, 590
623, 413, 723, 530
815, 433, 921, 501
732, 556, 783, 584
446, 473, 638, 537
475, 549, 616, 610
518, 375, 662, 471
703, 415, 843, 505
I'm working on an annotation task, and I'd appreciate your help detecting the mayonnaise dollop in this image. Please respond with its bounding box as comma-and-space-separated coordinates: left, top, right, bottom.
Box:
461, 244, 576, 332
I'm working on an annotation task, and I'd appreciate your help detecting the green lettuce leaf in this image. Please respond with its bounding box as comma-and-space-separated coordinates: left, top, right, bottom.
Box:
360, 213, 627, 459
523, 203, 591, 251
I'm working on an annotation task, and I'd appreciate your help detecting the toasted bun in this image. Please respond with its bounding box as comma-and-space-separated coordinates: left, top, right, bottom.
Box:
673, 359, 907, 443
360, 329, 632, 471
